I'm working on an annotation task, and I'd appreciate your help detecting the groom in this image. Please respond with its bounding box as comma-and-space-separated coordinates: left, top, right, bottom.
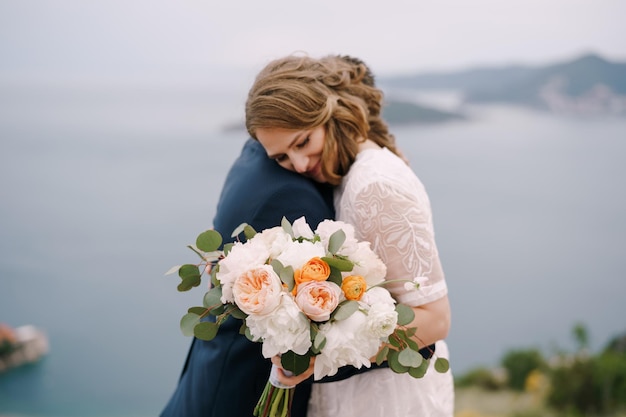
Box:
160, 138, 335, 417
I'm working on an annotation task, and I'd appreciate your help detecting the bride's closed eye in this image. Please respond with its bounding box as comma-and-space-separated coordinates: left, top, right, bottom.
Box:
270, 135, 310, 164
296, 137, 310, 149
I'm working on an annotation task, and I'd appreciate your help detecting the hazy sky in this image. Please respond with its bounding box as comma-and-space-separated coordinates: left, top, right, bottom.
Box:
1, 0, 625, 85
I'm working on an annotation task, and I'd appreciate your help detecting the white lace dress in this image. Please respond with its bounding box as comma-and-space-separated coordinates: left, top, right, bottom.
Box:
308, 147, 455, 417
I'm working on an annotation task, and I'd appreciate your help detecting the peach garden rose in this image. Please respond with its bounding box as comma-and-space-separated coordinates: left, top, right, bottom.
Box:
232, 265, 283, 315
295, 281, 342, 322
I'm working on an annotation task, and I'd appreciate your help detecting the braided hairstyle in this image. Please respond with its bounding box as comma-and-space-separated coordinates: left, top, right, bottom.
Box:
245, 54, 398, 185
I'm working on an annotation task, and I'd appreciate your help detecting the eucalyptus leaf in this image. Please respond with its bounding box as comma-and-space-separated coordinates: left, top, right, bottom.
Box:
408, 360, 429, 378
395, 328, 407, 340
244, 326, 255, 341
209, 305, 225, 316
280, 266, 295, 291
332, 300, 359, 321
327, 229, 346, 254
223, 243, 233, 255
210, 267, 219, 287
326, 266, 343, 286
434, 357, 450, 373
398, 348, 423, 368
177, 275, 201, 292
203, 287, 223, 309
243, 225, 257, 239
388, 336, 402, 348
229, 305, 247, 320
185, 275, 202, 288
196, 230, 222, 252
376, 345, 389, 365
405, 337, 421, 352
281, 217, 294, 237
388, 349, 409, 373
321, 256, 354, 272
395, 328, 420, 351
230, 223, 247, 238
187, 306, 207, 315
281, 350, 311, 376
239, 321, 249, 336
164, 265, 181, 276
180, 313, 201, 337
395, 303, 415, 326
178, 264, 200, 279
193, 321, 219, 341
202, 250, 222, 263
313, 331, 326, 351
270, 259, 284, 275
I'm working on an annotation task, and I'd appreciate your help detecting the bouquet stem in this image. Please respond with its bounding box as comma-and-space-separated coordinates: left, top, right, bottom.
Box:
254, 382, 294, 417
254, 365, 296, 417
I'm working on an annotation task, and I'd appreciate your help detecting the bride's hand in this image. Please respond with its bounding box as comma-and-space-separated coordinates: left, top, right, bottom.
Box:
271, 355, 315, 386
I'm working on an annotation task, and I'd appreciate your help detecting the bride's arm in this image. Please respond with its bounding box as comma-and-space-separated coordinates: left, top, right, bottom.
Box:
347, 179, 451, 349
406, 294, 451, 348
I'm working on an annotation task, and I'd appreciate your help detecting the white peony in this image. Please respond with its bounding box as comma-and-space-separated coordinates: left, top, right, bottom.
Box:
291, 216, 315, 240
246, 293, 312, 358
314, 220, 359, 256
361, 288, 398, 339
361, 286, 396, 307
348, 242, 387, 286
275, 239, 325, 270
313, 311, 380, 379
253, 226, 292, 259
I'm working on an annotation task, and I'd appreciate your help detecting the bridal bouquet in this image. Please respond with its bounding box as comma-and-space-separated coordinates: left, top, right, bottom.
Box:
168, 216, 449, 417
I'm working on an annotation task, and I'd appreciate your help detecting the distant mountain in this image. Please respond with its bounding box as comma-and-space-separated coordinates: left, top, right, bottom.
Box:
382, 100, 465, 125
380, 53, 626, 116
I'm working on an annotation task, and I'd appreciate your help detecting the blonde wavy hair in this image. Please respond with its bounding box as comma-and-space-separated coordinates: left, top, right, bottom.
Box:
245, 54, 398, 185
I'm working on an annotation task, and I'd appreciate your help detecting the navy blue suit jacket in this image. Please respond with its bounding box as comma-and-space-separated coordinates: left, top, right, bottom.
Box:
161, 139, 334, 417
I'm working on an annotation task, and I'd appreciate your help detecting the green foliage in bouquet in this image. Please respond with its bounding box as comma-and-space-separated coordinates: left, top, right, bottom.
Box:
376, 303, 450, 376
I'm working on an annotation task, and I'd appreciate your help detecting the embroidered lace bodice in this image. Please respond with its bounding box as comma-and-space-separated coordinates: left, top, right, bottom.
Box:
334, 147, 447, 307
309, 147, 454, 417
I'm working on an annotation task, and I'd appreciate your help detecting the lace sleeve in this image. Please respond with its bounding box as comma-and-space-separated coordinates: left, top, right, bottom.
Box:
346, 180, 448, 307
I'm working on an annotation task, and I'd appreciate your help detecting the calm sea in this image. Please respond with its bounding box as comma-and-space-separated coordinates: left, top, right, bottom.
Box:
0, 84, 624, 416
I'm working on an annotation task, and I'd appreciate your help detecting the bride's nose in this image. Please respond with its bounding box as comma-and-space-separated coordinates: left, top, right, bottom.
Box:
291, 155, 309, 174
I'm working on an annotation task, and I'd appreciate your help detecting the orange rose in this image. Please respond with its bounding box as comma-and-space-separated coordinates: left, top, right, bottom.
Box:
294, 257, 331, 286
341, 275, 367, 301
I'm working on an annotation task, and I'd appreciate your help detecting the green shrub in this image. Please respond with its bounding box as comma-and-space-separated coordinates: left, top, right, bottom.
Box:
501, 348, 547, 391
546, 331, 626, 415
456, 366, 505, 390
547, 355, 596, 415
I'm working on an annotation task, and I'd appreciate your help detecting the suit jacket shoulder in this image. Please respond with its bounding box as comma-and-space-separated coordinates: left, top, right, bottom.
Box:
213, 139, 334, 240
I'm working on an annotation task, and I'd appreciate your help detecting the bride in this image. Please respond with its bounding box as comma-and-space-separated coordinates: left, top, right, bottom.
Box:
244, 54, 454, 416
